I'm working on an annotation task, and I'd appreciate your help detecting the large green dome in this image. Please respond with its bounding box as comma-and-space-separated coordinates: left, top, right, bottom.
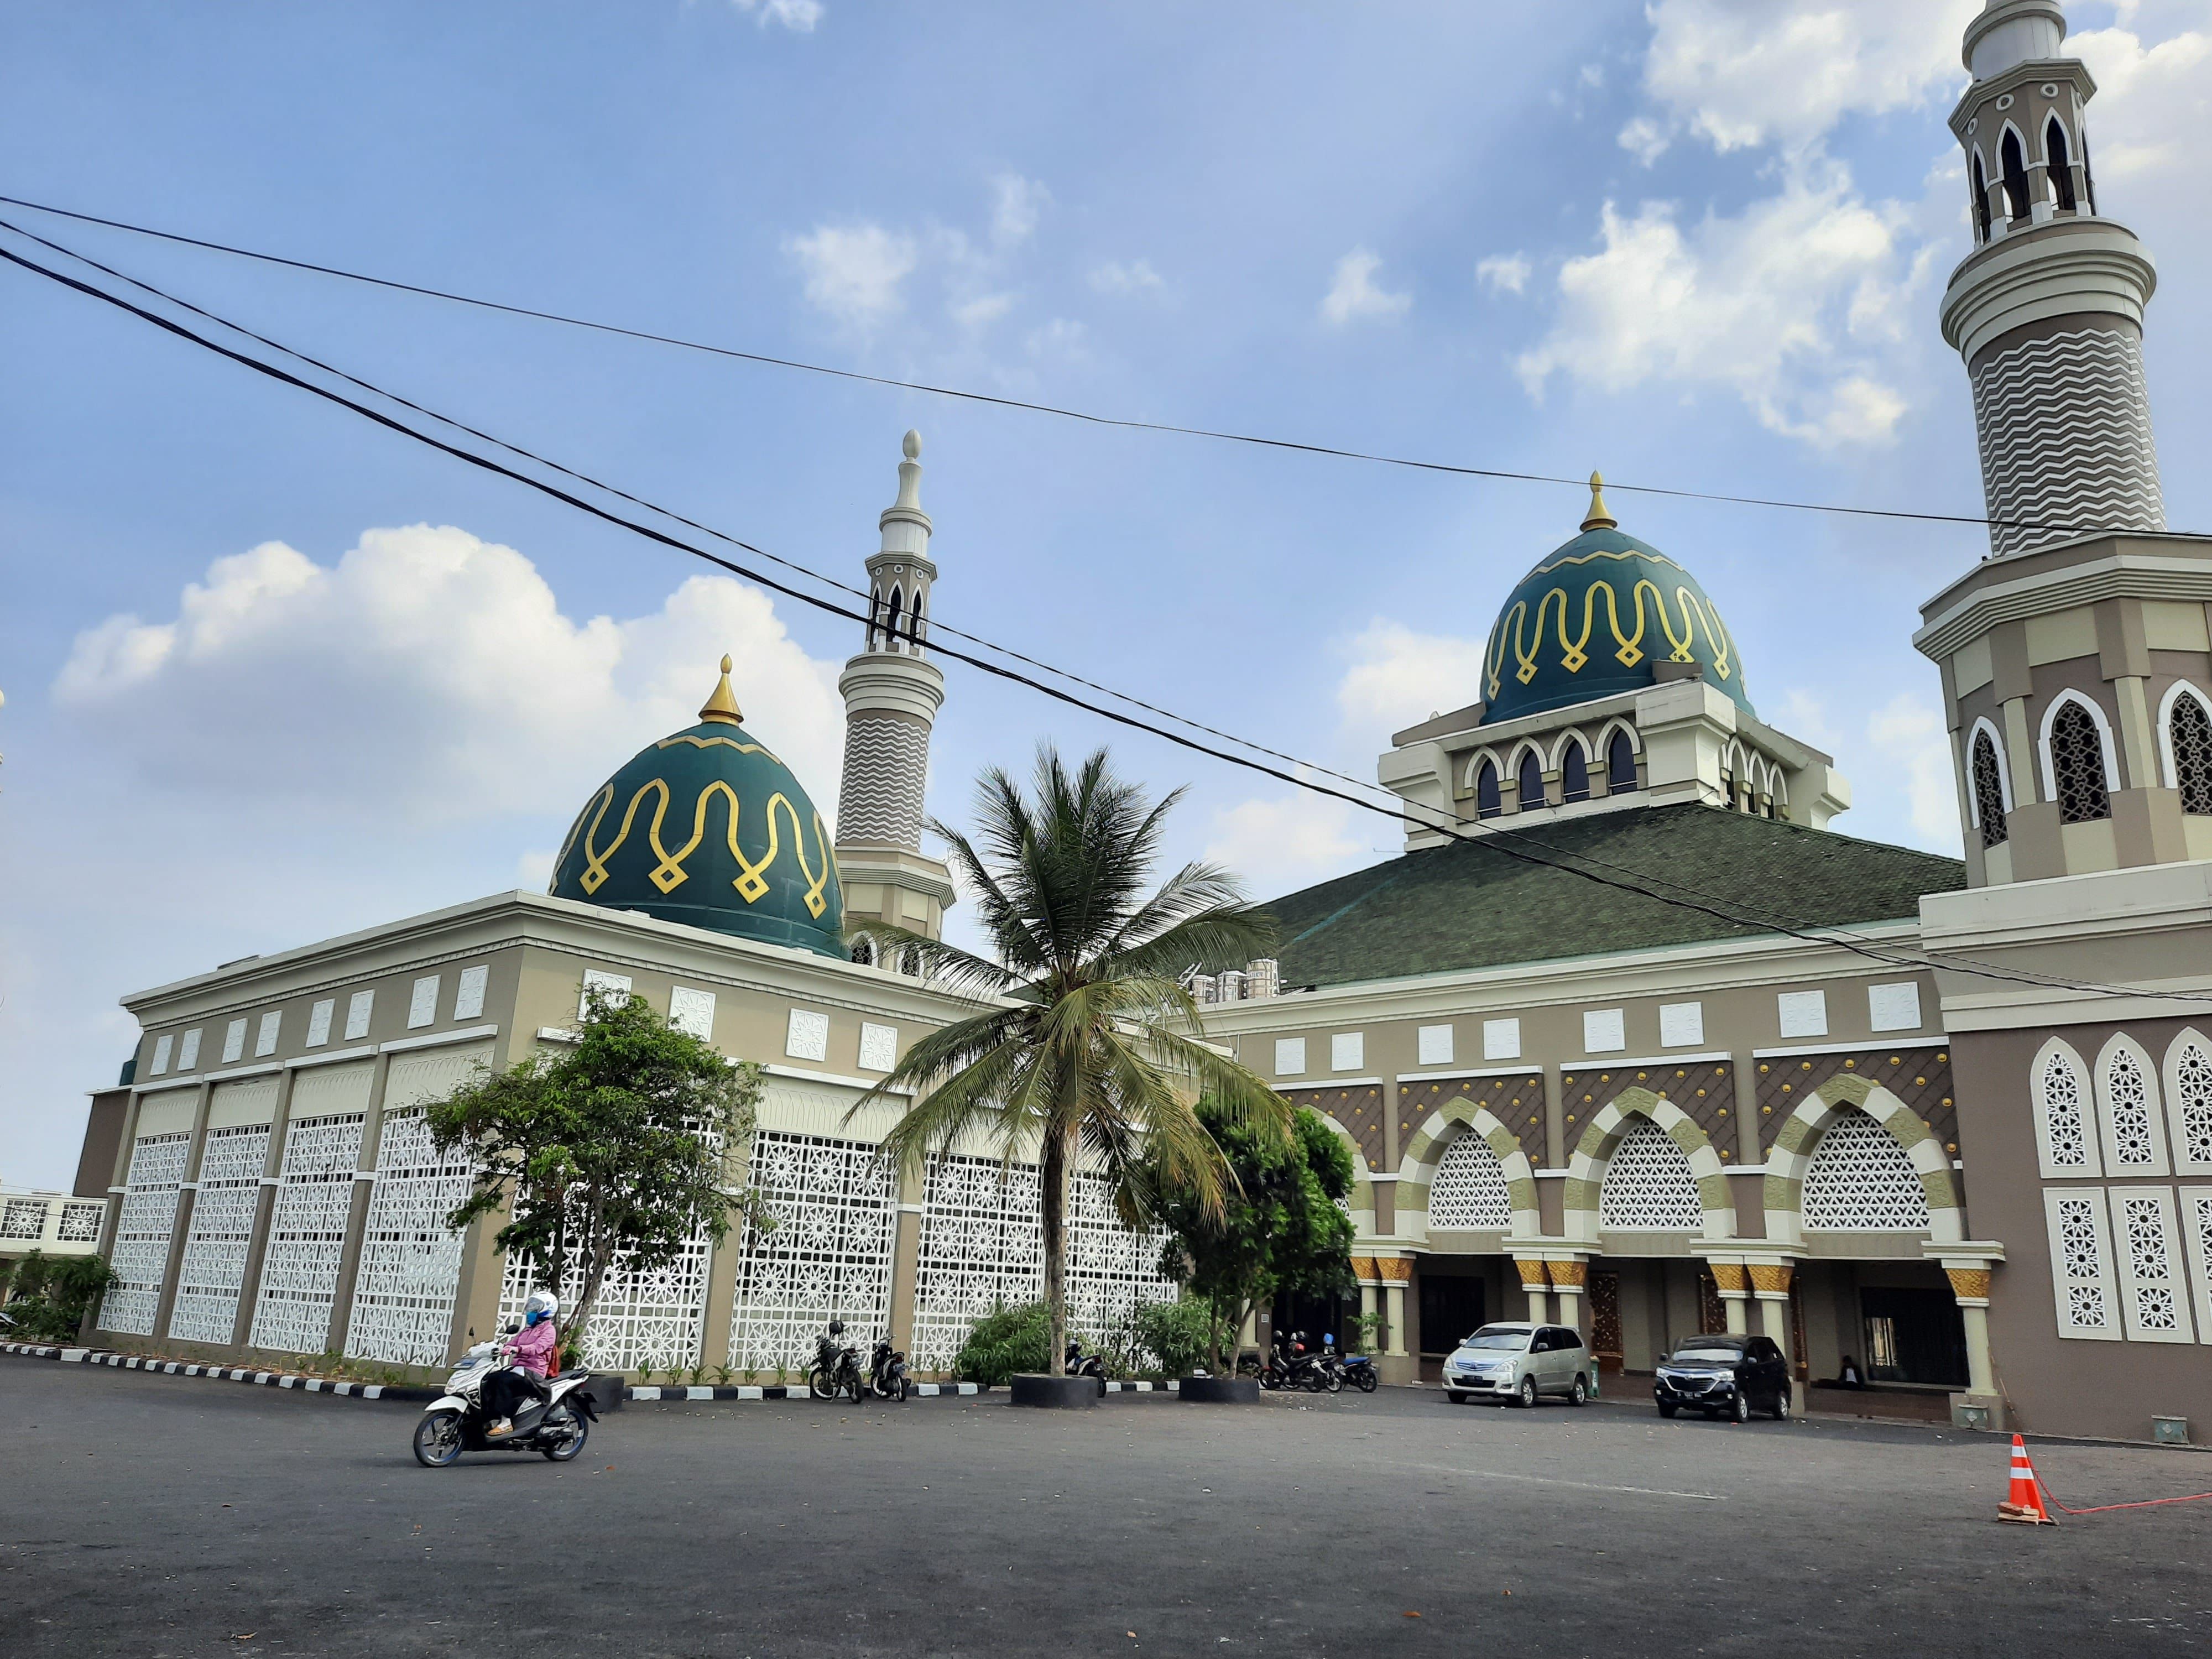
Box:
1479, 487, 1752, 727
548, 659, 844, 958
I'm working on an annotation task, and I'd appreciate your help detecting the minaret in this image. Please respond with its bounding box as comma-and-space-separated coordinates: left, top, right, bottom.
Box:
1941, 0, 2164, 561
834, 431, 954, 961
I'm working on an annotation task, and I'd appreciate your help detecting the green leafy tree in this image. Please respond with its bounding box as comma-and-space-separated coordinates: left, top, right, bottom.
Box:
855, 746, 1288, 1374
1150, 1103, 1355, 1374
426, 987, 764, 1359
0, 1250, 117, 1342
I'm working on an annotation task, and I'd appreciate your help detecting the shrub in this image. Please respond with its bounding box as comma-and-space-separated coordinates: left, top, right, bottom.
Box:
953, 1300, 1050, 1385
1126, 1298, 1221, 1380
0, 1251, 114, 1342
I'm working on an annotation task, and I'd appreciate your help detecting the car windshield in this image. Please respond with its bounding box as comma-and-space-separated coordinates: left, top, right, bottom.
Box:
1668, 1345, 1746, 1363
1461, 1329, 1531, 1352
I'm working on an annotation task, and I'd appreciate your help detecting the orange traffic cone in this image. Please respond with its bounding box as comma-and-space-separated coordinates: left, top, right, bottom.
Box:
1996, 1434, 2055, 1525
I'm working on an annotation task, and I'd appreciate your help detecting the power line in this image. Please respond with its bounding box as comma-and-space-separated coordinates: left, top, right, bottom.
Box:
6, 229, 2206, 1009
0, 190, 2174, 543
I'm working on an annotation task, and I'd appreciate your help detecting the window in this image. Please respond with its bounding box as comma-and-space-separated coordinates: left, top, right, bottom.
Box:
849, 936, 877, 967
2034, 1041, 2099, 1177
1598, 1119, 1703, 1232
1971, 729, 2009, 847
885, 586, 904, 650
1475, 759, 1501, 820
1971, 151, 1991, 241
1802, 1110, 1931, 1233
2049, 699, 2111, 823
2114, 1188, 2193, 1342
2098, 1042, 2166, 1173
1516, 749, 1545, 812
2046, 1189, 2119, 1339
907, 593, 927, 650
1428, 1134, 1511, 1232
2168, 1034, 2212, 1172
1561, 740, 1589, 803
1606, 730, 1637, 793
2170, 692, 2212, 815
2046, 117, 2077, 211
2000, 128, 2031, 220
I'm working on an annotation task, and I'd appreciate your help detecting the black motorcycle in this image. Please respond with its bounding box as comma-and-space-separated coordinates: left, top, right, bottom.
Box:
1065, 1338, 1107, 1383
1259, 1332, 1323, 1392
869, 1335, 911, 1401
1339, 1352, 1380, 1393
807, 1321, 864, 1402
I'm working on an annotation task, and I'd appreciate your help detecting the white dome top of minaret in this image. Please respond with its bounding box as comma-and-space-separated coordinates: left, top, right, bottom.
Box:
1964, 0, 2067, 80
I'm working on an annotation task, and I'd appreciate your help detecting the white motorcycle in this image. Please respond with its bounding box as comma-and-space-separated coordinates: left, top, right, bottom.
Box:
412, 1338, 598, 1467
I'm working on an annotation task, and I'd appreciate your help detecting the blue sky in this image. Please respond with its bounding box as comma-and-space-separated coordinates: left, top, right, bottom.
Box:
5, 1, 2210, 1184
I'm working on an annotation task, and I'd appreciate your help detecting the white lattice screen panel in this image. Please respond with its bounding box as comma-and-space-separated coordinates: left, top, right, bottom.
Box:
248, 1113, 365, 1355
500, 1233, 715, 1376
345, 1109, 476, 1366
2101, 1048, 2163, 1171
727, 1131, 895, 1373
166, 1125, 271, 1345
1, 1198, 46, 1240
2114, 1188, 2193, 1342
1598, 1119, 1703, 1232
1801, 1110, 1930, 1232
2046, 1189, 2119, 1339
1066, 1169, 1177, 1351
2038, 1047, 2095, 1173
60, 1201, 105, 1243
1427, 1134, 1512, 1231
98, 1133, 192, 1335
2174, 1040, 2212, 1170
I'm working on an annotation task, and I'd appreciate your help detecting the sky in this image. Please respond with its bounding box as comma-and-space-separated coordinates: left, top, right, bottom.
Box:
4, 1, 2210, 1186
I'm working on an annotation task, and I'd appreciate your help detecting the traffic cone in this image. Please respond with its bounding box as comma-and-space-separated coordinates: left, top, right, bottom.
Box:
1996, 1434, 2055, 1525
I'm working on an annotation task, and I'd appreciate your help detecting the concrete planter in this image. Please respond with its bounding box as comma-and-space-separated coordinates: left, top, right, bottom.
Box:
575, 1374, 626, 1414
1009, 1373, 1100, 1408
1177, 1375, 1259, 1404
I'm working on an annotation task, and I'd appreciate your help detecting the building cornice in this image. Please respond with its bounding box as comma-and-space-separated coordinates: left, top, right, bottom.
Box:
1914, 539, 2212, 660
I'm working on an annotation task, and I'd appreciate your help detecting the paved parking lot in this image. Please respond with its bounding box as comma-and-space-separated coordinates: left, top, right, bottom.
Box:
5, 1355, 2209, 1657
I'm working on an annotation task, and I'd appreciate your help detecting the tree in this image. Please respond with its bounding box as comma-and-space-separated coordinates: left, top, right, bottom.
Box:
1149, 1103, 1355, 1374
854, 746, 1288, 1376
426, 987, 763, 1364
0, 1250, 116, 1343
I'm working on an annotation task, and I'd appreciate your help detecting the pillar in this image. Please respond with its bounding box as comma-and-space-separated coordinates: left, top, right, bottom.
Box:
1709, 1260, 1750, 1334
234, 1063, 302, 1350
150, 1079, 215, 1343
1747, 1262, 1802, 1413
1944, 1264, 2004, 1429
1545, 1258, 1587, 1335
1515, 1257, 1551, 1324
1376, 1256, 1412, 1364
888, 1163, 926, 1358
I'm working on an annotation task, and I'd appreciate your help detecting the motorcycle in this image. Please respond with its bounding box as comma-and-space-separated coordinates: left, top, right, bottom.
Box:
1340, 1352, 1380, 1393
808, 1321, 864, 1402
1259, 1332, 1324, 1392
869, 1335, 911, 1402
1312, 1332, 1347, 1394
1064, 1338, 1107, 1380
412, 1338, 596, 1467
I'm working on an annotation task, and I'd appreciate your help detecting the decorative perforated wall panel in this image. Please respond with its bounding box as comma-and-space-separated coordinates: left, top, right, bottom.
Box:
2119, 1192, 2182, 1335
344, 1109, 476, 1366
2103, 1048, 2160, 1170
98, 1133, 192, 1335
248, 1113, 366, 1355
500, 1230, 716, 1376
59, 1201, 105, 1243
1597, 1120, 1702, 1232
2051, 702, 2111, 824
1067, 1167, 1178, 1354
1801, 1109, 1929, 1232
727, 1131, 896, 1373
2176, 1039, 2212, 1168
2172, 697, 2212, 815
2052, 1193, 2115, 1334
1, 1198, 45, 1240
1427, 1134, 1511, 1232
2041, 1049, 2092, 1170
166, 1124, 271, 1345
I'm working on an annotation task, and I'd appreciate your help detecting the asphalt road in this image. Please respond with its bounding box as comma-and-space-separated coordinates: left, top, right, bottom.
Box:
5, 1356, 2210, 1658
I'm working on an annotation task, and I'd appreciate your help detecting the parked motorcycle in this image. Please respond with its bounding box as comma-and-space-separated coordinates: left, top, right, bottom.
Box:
869, 1335, 911, 1401
1260, 1332, 1324, 1392
808, 1321, 865, 1402
1064, 1338, 1107, 1380
1312, 1332, 1347, 1394
412, 1338, 597, 1467
1339, 1352, 1380, 1392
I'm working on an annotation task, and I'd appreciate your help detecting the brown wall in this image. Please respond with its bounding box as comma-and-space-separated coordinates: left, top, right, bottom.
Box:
74, 1089, 129, 1197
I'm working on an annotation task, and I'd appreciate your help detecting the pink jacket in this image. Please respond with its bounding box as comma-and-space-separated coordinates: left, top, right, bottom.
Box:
507, 1318, 559, 1378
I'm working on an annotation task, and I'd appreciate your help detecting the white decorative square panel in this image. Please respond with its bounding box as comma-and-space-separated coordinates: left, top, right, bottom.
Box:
150, 1034, 173, 1076
1482, 1018, 1521, 1061
669, 987, 717, 1040
221, 1019, 247, 1065
1659, 1002, 1704, 1048
785, 1008, 830, 1062
178, 1029, 202, 1071
1777, 990, 1828, 1039
1417, 1024, 1454, 1066
343, 990, 374, 1042
1867, 981, 1922, 1033
305, 999, 334, 1048
1274, 1037, 1307, 1077
579, 969, 632, 1018
453, 964, 489, 1022
1331, 1032, 1364, 1072
859, 1021, 898, 1073
255, 1010, 282, 1057
1582, 1009, 1626, 1055
408, 976, 440, 1030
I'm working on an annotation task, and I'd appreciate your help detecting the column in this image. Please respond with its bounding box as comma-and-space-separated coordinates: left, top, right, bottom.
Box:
233, 1064, 302, 1349
697, 1137, 751, 1376
1376, 1256, 1411, 1368
1747, 1262, 1799, 1411
150, 1079, 215, 1342
322, 1051, 394, 1354
1545, 1257, 1587, 1335
1350, 1255, 1380, 1355
888, 1163, 926, 1355
1708, 1259, 1750, 1334
1943, 1262, 2004, 1430
1514, 1256, 1551, 1324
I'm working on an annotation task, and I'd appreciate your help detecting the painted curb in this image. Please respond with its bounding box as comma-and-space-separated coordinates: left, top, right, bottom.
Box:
3, 1341, 440, 1400
628, 1380, 994, 1402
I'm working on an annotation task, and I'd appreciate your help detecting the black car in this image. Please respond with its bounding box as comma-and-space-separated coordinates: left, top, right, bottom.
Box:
1652, 1334, 1791, 1422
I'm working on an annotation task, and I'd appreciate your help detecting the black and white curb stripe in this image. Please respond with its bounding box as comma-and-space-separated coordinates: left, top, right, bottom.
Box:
628, 1380, 993, 1401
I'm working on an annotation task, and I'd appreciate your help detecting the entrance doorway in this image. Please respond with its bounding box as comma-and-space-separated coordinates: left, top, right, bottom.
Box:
1589, 1270, 1623, 1373
1417, 1274, 1485, 1361
1860, 1287, 1968, 1386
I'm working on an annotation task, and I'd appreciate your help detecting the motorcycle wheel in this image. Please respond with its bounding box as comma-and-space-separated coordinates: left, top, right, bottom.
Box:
1326, 1370, 1343, 1394
412, 1408, 466, 1468
897, 1375, 910, 1403
1355, 1370, 1378, 1394
808, 1365, 834, 1400
1303, 1370, 1327, 1394
539, 1405, 588, 1462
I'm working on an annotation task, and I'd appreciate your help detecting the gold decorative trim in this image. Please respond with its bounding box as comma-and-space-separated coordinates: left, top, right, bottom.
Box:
1516, 1261, 1551, 1290
1945, 1267, 1992, 1302
1543, 1259, 1587, 1290
1373, 1257, 1414, 1284
1350, 1255, 1377, 1281
1708, 1262, 1749, 1294
1746, 1263, 1793, 1296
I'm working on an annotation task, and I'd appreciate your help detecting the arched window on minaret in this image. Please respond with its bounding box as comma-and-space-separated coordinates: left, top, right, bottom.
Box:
1970, 151, 1992, 243
1516, 749, 1545, 812
2046, 117, 2078, 212
2049, 700, 2112, 823
850, 936, 877, 967
2000, 128, 2032, 222
1561, 739, 1590, 803
885, 585, 905, 653
1606, 729, 1638, 795
907, 592, 927, 654
2169, 691, 2212, 815
2083, 131, 2099, 214
1971, 729, 2009, 848
867, 591, 885, 651
1475, 760, 1501, 820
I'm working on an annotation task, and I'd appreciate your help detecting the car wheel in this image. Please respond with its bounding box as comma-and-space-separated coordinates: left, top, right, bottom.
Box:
1730, 1391, 1750, 1424
1657, 1401, 1678, 1420
1771, 1387, 1791, 1422
1444, 1389, 1467, 1404
1569, 1374, 1588, 1407
1516, 1375, 1539, 1410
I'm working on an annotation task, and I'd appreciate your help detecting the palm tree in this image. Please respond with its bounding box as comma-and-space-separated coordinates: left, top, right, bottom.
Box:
850, 745, 1288, 1376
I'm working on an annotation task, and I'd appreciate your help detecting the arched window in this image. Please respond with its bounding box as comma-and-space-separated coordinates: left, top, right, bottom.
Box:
1971, 150, 1992, 242
2035, 1042, 2098, 1176
1606, 729, 1637, 794
2000, 127, 2031, 220
1971, 729, 2009, 848
2166, 1032, 2212, 1172
867, 592, 886, 651
1561, 740, 1590, 804
900, 945, 923, 978
1597, 1118, 1703, 1232
2082, 132, 2098, 213
1802, 1109, 1931, 1232
2099, 1042, 2165, 1173
1427, 1133, 1511, 1232
2170, 692, 2212, 815
2049, 700, 2111, 823
849, 936, 877, 967
907, 592, 927, 650
884, 586, 905, 651
1475, 760, 1501, 820
1516, 749, 1545, 812
2046, 117, 2077, 211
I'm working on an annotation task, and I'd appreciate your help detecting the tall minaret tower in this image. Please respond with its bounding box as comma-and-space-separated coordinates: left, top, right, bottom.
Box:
1942, 0, 2165, 561
834, 431, 954, 961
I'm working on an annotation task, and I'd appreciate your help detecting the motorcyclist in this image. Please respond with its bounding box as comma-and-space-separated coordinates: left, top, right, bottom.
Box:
484, 1289, 560, 1438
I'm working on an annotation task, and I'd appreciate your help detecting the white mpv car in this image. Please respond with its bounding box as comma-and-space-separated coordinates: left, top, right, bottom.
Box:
1441, 1322, 1592, 1407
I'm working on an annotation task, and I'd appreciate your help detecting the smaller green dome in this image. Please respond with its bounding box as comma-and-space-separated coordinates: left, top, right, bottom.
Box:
548, 659, 844, 957
1479, 482, 1752, 726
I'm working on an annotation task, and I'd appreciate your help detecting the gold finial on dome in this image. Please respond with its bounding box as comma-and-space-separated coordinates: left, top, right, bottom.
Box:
1580, 469, 1618, 533
698, 654, 744, 726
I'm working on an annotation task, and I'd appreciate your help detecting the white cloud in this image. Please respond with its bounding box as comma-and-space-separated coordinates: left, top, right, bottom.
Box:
1617, 116, 1672, 166
1089, 258, 1165, 295
1475, 252, 1531, 295
990, 174, 1050, 249
1335, 620, 1489, 738
729, 0, 823, 32
951, 291, 1015, 329
54, 525, 847, 826
1319, 248, 1411, 326
1203, 789, 1364, 899
783, 222, 917, 330
1867, 692, 1959, 845
2071, 20, 2212, 181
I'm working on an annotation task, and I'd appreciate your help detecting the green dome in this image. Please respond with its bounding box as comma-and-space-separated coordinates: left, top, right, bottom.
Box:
549, 661, 844, 958
1479, 500, 1752, 727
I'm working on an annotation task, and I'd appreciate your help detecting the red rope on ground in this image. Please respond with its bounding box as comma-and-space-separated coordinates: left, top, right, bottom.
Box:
2035, 1474, 2212, 1515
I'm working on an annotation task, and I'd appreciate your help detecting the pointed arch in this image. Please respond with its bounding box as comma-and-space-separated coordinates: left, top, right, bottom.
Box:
1399, 1100, 1539, 1241
884, 585, 905, 653
2161, 1028, 2212, 1175
1971, 148, 1992, 241
2000, 122, 2032, 220
1514, 744, 1546, 812
849, 935, 878, 967
2044, 113, 2078, 211
1966, 716, 2013, 847
2156, 681, 2212, 812
1563, 1088, 1731, 1243
2095, 1031, 2169, 1176
1604, 725, 1640, 795
906, 590, 927, 651
1473, 757, 1503, 820
2030, 1036, 2099, 1179
2039, 689, 2120, 820
1302, 1109, 1379, 1238
1764, 1078, 1961, 1246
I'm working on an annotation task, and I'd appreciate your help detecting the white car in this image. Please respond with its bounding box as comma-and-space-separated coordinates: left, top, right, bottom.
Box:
1441, 1322, 1591, 1407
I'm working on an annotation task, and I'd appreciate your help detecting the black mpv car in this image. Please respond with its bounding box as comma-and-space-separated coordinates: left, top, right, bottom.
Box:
1652, 1334, 1791, 1422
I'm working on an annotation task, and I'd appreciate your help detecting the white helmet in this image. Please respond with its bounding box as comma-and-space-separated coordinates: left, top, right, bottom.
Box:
524, 1289, 559, 1322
